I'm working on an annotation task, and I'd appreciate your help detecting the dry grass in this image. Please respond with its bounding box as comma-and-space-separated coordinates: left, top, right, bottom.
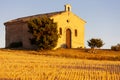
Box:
0, 49, 120, 80
24, 48, 120, 61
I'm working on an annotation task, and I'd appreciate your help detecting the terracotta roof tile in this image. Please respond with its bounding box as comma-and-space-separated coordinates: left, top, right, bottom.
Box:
5, 11, 65, 24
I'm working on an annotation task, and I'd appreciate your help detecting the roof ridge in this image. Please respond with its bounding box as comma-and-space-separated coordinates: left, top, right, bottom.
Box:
5, 11, 65, 24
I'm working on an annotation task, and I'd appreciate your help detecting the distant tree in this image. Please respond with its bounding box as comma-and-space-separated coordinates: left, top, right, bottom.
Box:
87, 38, 104, 49
111, 44, 120, 51
87, 38, 104, 53
28, 16, 59, 50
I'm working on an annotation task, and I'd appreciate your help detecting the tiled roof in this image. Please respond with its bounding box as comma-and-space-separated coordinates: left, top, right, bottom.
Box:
5, 11, 65, 24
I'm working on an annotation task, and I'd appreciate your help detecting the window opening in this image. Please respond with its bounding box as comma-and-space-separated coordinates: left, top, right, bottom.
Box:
59, 28, 62, 35
75, 29, 77, 37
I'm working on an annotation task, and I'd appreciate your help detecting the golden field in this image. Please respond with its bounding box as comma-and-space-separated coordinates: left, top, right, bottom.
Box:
0, 49, 120, 80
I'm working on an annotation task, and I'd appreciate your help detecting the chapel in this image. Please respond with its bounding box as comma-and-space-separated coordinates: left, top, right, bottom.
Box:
4, 4, 86, 49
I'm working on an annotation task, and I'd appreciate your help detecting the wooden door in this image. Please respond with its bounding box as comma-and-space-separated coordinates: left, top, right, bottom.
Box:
66, 29, 71, 48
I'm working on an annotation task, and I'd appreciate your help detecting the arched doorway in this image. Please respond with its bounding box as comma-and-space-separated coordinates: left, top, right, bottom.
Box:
66, 29, 71, 48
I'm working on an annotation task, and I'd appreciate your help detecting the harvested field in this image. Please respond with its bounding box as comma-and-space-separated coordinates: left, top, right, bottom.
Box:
0, 49, 120, 80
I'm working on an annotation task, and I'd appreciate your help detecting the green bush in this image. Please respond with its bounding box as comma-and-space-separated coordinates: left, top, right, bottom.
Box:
28, 16, 59, 50
9, 42, 23, 48
111, 44, 120, 51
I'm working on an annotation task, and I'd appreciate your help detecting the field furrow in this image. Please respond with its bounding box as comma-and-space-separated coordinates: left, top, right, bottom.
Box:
0, 50, 120, 80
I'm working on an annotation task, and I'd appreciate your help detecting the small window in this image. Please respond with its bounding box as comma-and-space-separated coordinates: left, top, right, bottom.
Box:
75, 29, 77, 37
67, 20, 69, 23
59, 28, 62, 35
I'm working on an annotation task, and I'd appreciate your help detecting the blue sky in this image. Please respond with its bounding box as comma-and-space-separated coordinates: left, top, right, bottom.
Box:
0, 0, 120, 49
